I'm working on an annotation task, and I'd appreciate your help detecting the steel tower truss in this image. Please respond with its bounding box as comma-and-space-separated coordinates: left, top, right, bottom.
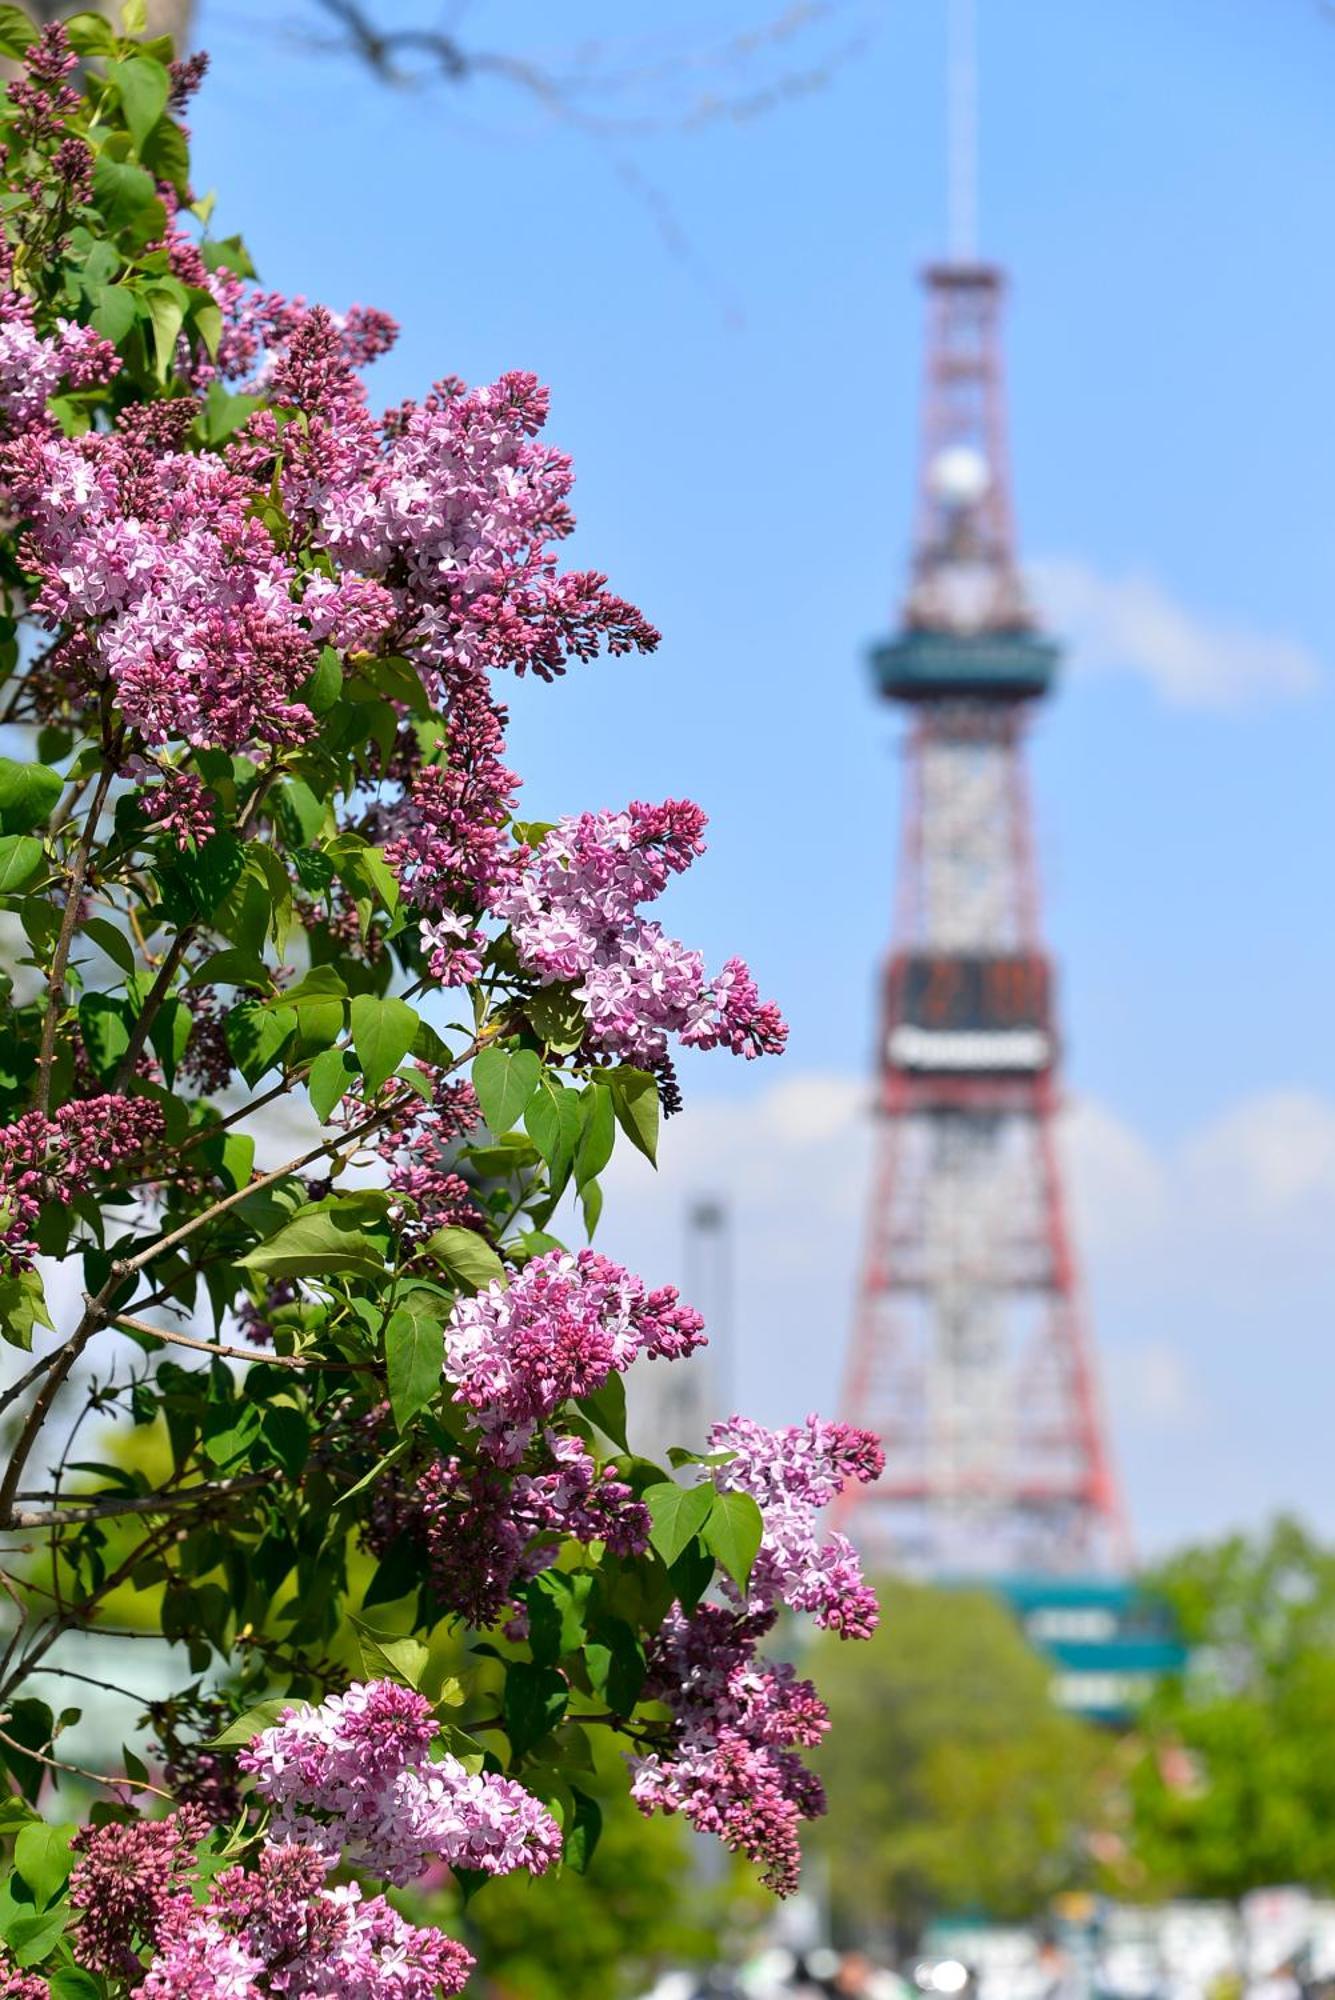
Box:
835, 265, 1126, 1578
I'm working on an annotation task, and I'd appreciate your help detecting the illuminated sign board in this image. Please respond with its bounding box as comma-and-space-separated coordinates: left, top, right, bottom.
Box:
886, 952, 1053, 1074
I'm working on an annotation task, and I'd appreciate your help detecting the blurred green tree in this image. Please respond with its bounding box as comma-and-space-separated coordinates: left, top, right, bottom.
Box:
1129, 1515, 1335, 1898
810, 1580, 1105, 1946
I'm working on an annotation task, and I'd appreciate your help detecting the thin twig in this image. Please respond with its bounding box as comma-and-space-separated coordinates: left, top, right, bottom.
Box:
107, 1308, 363, 1372
0, 1723, 173, 1801
8, 1471, 274, 1528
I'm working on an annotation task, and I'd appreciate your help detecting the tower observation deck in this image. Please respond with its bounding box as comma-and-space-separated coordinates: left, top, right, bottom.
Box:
832, 259, 1127, 1579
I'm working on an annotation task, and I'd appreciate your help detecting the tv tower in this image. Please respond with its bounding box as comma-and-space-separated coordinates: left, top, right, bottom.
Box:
833, 0, 1126, 1577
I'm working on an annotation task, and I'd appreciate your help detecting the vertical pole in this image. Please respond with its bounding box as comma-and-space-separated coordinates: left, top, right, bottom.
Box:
947, 0, 978, 265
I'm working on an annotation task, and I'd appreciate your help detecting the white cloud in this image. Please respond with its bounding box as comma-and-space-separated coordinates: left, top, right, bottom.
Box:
1030, 556, 1322, 709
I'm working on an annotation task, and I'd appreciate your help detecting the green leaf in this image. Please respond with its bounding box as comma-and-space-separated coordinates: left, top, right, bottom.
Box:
564, 1788, 603, 1873
108, 54, 170, 149
0, 835, 43, 893
527, 981, 586, 1053
526, 1571, 591, 1665
147, 994, 191, 1088
63, 12, 118, 57
385, 1300, 444, 1430
260, 1404, 308, 1479
503, 1661, 568, 1760
351, 1616, 430, 1690
584, 1617, 646, 1715
185, 948, 272, 990
644, 1481, 715, 1567
226, 1001, 294, 1087
208, 1698, 291, 1748
0, 1269, 53, 1354
92, 154, 158, 236
0, 759, 61, 836
524, 1076, 566, 1169
349, 993, 419, 1096
472, 1046, 541, 1135
423, 1225, 505, 1293
606, 1066, 660, 1165
144, 285, 185, 380
6, 1904, 67, 1968
79, 916, 136, 976
78, 993, 130, 1078
703, 1488, 764, 1592
0, 1699, 52, 1804
15, 1821, 76, 1909
239, 1208, 382, 1280
668, 1536, 716, 1615
121, 0, 148, 29
192, 298, 222, 359
50, 1971, 103, 2000
574, 1083, 615, 1191
578, 1372, 628, 1451
308, 1046, 359, 1123
87, 282, 138, 345
0, 5, 35, 58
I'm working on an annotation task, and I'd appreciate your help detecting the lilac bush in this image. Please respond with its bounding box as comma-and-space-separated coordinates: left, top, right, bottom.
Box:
0, 9, 882, 1991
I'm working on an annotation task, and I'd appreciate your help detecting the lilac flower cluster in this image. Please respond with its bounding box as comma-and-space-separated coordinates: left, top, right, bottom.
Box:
0, 1953, 45, 2000
630, 1604, 828, 1897
706, 1414, 884, 1637
383, 668, 522, 927
444, 1246, 706, 1460
365, 1430, 648, 1629
627, 1418, 884, 1894
0, 1094, 164, 1273
240, 1679, 562, 1885
0, 282, 116, 430
8, 409, 321, 751
69, 1803, 210, 1977
317, 368, 658, 688
371, 1069, 482, 1236
137, 765, 218, 850
141, 1840, 472, 1999
498, 801, 788, 1067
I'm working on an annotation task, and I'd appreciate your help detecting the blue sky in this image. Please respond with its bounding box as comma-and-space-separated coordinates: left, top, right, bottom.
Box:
189, 0, 1335, 1556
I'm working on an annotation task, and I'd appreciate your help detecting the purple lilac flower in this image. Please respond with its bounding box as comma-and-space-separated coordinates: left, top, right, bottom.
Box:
240, 1680, 561, 1886
444, 1247, 705, 1461
497, 802, 787, 1068
68, 1805, 210, 1977
705, 1414, 884, 1637
630, 1603, 828, 1897
142, 1839, 473, 1998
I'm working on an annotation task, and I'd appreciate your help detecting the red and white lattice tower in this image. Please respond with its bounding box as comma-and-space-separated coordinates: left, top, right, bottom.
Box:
832, 260, 1128, 1578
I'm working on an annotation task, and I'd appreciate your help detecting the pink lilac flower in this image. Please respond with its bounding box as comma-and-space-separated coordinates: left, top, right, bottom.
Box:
0, 284, 117, 431
370, 1070, 482, 1237
630, 1603, 828, 1897
241, 1680, 561, 1886
705, 1415, 884, 1637
68, 1804, 209, 1977
444, 1247, 705, 1461
138, 767, 217, 849
318, 369, 658, 691
142, 1839, 473, 1999
0, 1955, 46, 2000
383, 668, 522, 918
364, 1431, 648, 1627
5, 408, 318, 752
0, 1094, 165, 1273
497, 802, 787, 1068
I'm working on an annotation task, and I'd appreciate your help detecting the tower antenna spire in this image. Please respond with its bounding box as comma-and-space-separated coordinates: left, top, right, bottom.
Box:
947, 0, 978, 264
